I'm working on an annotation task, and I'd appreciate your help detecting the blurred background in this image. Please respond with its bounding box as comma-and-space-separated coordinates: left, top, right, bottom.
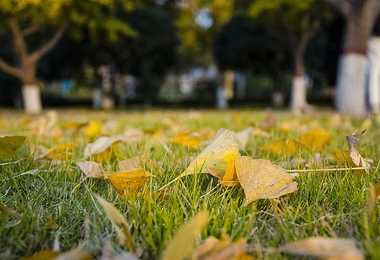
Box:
0, 0, 378, 113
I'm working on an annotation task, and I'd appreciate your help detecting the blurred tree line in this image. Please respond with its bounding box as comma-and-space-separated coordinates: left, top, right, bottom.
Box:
0, 0, 378, 114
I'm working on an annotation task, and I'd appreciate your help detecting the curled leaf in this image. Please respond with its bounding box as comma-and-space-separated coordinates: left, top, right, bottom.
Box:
107, 168, 153, 194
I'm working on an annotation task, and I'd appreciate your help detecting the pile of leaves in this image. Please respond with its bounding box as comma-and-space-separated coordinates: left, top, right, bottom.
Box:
0, 109, 379, 259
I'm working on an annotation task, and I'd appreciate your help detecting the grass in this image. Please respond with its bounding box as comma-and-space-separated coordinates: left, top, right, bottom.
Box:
0, 108, 379, 259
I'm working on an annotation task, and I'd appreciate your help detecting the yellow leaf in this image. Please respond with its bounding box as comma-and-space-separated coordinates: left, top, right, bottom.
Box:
170, 131, 201, 148
368, 183, 380, 214
84, 120, 102, 138
0, 135, 26, 160
162, 211, 209, 260
107, 168, 153, 194
330, 150, 356, 167
235, 157, 298, 205
43, 143, 76, 161
93, 194, 136, 253
278, 237, 364, 260
261, 138, 303, 156
83, 136, 121, 160
298, 127, 331, 151
220, 159, 238, 186
20, 249, 59, 260
76, 161, 104, 179
181, 128, 240, 177
359, 118, 372, 131
251, 127, 271, 138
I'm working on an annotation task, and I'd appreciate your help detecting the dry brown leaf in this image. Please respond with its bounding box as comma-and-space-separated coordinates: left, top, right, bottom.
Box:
278, 237, 364, 260
162, 211, 209, 260
298, 127, 331, 152
0, 205, 22, 218
118, 154, 149, 171
76, 161, 104, 179
235, 157, 298, 205
107, 168, 153, 194
45, 217, 59, 230
346, 130, 368, 170
93, 194, 136, 253
368, 183, 380, 214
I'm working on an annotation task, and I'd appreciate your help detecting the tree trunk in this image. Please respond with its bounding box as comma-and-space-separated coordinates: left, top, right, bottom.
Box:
336, 53, 367, 115
22, 84, 42, 114
290, 75, 307, 111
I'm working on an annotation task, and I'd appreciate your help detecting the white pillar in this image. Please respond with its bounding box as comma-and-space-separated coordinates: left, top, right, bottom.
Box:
22, 84, 42, 114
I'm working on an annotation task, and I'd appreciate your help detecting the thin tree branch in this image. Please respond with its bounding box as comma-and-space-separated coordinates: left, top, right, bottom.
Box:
0, 58, 23, 79
30, 22, 69, 63
21, 24, 41, 37
321, 0, 352, 17
9, 16, 28, 60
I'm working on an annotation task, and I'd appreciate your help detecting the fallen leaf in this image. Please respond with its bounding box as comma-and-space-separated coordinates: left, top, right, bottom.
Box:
41, 143, 76, 161
76, 161, 104, 179
0, 136, 26, 160
261, 138, 303, 156
118, 154, 149, 171
359, 118, 372, 131
181, 128, 240, 178
193, 235, 251, 260
84, 120, 102, 138
0, 205, 22, 218
235, 127, 253, 150
219, 159, 238, 186
45, 217, 59, 230
251, 127, 271, 138
20, 249, 59, 260
170, 131, 201, 148
56, 242, 92, 260
235, 156, 298, 205
298, 127, 331, 152
278, 237, 364, 260
346, 130, 367, 170
162, 211, 209, 260
83, 136, 121, 160
107, 168, 153, 194
330, 150, 356, 167
93, 194, 136, 253
368, 183, 380, 214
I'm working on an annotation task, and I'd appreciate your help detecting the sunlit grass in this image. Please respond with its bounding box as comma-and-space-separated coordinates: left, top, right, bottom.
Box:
0, 108, 379, 259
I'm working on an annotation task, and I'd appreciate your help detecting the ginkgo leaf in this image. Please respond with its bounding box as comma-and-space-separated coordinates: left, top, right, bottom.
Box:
0, 136, 26, 160
45, 217, 59, 230
118, 153, 149, 171
278, 237, 364, 260
235, 156, 298, 205
261, 138, 303, 156
330, 150, 357, 167
83, 136, 121, 160
192, 234, 250, 260
359, 118, 372, 131
234, 127, 252, 150
368, 183, 380, 214
170, 131, 201, 148
93, 194, 136, 253
20, 249, 59, 260
220, 159, 238, 186
162, 211, 209, 260
160, 128, 240, 191
298, 127, 331, 152
107, 168, 153, 194
41, 143, 76, 161
84, 120, 102, 138
182, 128, 240, 177
251, 127, 271, 138
76, 161, 104, 179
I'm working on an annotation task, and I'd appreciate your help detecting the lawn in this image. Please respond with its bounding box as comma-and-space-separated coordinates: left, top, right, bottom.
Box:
0, 108, 379, 259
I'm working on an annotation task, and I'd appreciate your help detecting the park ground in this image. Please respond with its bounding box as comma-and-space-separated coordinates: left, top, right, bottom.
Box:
0, 108, 379, 259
